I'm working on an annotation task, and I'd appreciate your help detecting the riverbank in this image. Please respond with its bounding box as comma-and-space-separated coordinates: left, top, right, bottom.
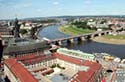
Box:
59, 25, 125, 45
93, 37, 125, 45
59, 25, 96, 35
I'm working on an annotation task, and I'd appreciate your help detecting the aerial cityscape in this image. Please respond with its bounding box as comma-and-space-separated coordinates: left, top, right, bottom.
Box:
0, 0, 125, 82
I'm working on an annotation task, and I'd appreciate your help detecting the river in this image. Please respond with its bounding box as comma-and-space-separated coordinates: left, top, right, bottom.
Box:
38, 25, 125, 58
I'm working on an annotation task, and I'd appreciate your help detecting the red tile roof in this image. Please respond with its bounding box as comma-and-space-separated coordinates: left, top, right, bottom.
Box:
22, 55, 55, 64
16, 54, 37, 61
53, 53, 83, 65
4, 52, 102, 82
53, 53, 102, 82
4, 58, 38, 82
71, 60, 102, 82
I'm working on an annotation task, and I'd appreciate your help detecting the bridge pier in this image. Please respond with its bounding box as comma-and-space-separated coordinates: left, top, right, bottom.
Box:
58, 41, 62, 45
80, 37, 85, 41
108, 31, 112, 35
55, 41, 59, 45
98, 33, 102, 36
54, 41, 62, 46
84, 35, 91, 39
70, 38, 74, 43
67, 38, 74, 44
91, 34, 95, 38
104, 32, 107, 35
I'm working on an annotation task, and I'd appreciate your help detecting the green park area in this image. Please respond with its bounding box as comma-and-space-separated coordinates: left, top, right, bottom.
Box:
59, 25, 95, 35
59, 21, 96, 35
103, 35, 125, 40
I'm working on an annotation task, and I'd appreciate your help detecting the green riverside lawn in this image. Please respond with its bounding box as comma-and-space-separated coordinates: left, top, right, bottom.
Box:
103, 35, 125, 40
59, 25, 96, 35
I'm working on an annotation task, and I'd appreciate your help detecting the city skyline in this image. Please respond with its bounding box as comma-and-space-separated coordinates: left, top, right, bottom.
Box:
0, 0, 125, 19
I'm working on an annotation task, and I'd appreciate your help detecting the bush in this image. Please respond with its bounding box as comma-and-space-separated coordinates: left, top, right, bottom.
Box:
20, 29, 28, 35
50, 64, 65, 69
50, 64, 57, 68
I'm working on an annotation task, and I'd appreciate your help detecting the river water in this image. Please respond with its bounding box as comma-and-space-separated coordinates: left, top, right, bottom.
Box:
38, 25, 125, 58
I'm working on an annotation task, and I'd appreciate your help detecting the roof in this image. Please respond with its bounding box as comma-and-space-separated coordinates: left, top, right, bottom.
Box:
4, 52, 102, 82
21, 55, 55, 64
72, 60, 102, 82
57, 48, 95, 60
53, 53, 83, 65
16, 53, 37, 61
3, 41, 48, 55
4, 58, 38, 82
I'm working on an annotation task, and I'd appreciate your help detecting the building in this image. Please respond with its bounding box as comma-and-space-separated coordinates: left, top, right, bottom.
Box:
20, 21, 32, 30
87, 21, 96, 28
96, 24, 109, 29
3, 39, 49, 58
4, 58, 38, 82
0, 27, 12, 35
114, 69, 125, 82
4, 49, 103, 82
57, 48, 95, 60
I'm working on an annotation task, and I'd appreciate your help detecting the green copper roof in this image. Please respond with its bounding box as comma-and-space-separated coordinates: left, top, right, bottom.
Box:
57, 48, 95, 60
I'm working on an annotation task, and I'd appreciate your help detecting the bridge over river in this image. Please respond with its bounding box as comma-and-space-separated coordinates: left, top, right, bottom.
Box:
50, 30, 117, 45
38, 25, 125, 58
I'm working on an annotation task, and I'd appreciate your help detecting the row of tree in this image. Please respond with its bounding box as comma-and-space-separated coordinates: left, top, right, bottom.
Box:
31, 19, 59, 23
71, 21, 95, 30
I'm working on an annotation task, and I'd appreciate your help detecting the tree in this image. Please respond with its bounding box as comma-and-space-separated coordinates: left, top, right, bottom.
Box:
71, 21, 92, 29
20, 29, 28, 35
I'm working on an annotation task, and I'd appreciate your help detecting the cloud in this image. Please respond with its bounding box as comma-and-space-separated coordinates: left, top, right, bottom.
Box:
53, 1, 59, 5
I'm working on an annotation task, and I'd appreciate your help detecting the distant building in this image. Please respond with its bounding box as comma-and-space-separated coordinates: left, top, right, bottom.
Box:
114, 69, 125, 82
87, 21, 96, 28
0, 27, 12, 35
20, 22, 32, 30
96, 24, 109, 29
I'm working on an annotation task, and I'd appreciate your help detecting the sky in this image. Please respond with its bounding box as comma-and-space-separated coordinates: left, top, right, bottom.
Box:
0, 0, 125, 19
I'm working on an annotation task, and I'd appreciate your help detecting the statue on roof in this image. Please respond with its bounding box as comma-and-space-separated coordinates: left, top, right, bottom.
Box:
13, 18, 20, 38
0, 35, 3, 63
